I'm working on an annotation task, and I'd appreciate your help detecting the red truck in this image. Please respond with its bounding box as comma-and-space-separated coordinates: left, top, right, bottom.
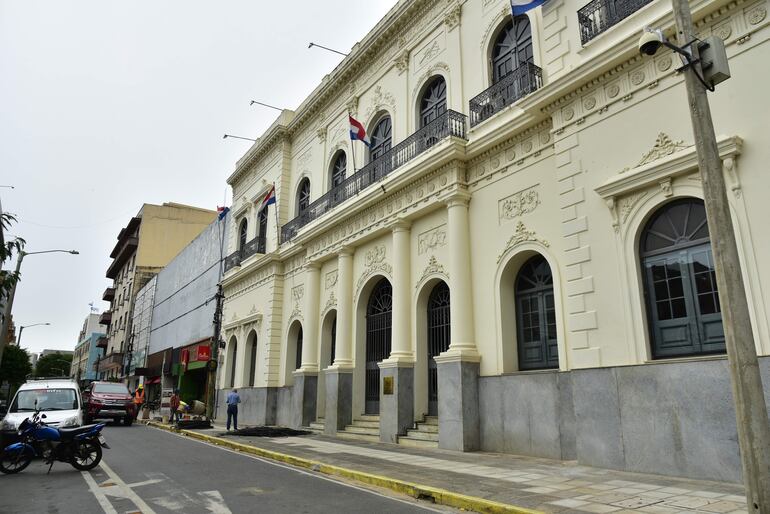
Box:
81, 382, 136, 426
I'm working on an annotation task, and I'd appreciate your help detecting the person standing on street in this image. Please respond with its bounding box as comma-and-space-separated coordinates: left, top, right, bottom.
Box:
134, 384, 145, 408
169, 389, 181, 423
226, 388, 240, 431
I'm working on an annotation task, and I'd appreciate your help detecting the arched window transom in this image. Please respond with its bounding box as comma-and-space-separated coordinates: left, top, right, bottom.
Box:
369, 117, 392, 161
238, 219, 248, 251
330, 152, 347, 189
296, 178, 311, 216
420, 77, 447, 127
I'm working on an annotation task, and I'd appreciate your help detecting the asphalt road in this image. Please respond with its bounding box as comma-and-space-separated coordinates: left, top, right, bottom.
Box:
0, 423, 452, 513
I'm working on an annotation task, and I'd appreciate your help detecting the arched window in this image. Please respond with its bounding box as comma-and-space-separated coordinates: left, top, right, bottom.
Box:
296, 178, 311, 216
427, 281, 450, 416
641, 199, 724, 358
295, 326, 303, 370
330, 152, 347, 189
369, 116, 392, 161
238, 219, 248, 250
515, 255, 558, 370
257, 207, 268, 253
330, 315, 337, 366
228, 340, 238, 387
365, 278, 392, 414
420, 77, 447, 127
492, 16, 533, 83
248, 337, 257, 386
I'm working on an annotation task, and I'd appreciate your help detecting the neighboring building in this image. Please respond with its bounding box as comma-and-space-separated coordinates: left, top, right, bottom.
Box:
127, 275, 156, 392
216, 0, 770, 483
70, 313, 106, 385
99, 203, 217, 381
39, 349, 73, 357
142, 215, 229, 412
28, 352, 37, 369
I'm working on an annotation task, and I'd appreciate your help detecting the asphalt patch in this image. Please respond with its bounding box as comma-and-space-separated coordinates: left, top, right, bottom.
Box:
220, 426, 311, 437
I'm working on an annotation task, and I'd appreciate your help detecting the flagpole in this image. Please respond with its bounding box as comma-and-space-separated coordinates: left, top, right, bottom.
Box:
272, 183, 279, 250
348, 112, 357, 173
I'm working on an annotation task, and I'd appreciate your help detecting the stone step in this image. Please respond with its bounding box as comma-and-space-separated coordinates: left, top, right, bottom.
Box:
414, 422, 438, 433
343, 424, 380, 435
423, 416, 438, 425
402, 429, 438, 442
337, 431, 380, 443
356, 414, 380, 422
397, 435, 439, 449
349, 419, 380, 429
309, 421, 325, 431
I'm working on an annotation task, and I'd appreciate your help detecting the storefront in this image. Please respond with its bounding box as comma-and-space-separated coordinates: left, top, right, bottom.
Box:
174, 340, 211, 411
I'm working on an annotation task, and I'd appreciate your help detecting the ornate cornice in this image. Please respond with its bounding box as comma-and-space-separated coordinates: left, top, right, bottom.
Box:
496, 222, 550, 263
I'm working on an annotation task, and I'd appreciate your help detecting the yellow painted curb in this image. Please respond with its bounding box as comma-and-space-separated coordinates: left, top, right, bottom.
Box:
145, 421, 543, 514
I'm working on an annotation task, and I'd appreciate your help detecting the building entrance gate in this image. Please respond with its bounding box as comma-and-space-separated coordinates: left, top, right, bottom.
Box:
427, 282, 450, 416
365, 279, 392, 415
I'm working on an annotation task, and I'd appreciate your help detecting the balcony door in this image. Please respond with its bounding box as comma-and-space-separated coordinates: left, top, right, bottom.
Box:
492, 17, 533, 103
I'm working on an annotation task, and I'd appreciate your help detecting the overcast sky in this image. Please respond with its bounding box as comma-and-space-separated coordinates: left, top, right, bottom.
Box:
1, 0, 397, 356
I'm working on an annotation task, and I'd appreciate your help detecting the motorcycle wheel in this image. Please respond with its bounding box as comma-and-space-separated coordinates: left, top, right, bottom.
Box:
70, 440, 102, 471
0, 449, 32, 474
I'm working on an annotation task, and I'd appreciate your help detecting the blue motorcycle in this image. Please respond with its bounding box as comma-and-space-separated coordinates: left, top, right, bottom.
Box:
0, 410, 109, 474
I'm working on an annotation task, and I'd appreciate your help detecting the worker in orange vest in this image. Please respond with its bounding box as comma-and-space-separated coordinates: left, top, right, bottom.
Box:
134, 384, 145, 407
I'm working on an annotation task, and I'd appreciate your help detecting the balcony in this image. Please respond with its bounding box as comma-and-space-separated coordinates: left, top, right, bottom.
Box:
469, 63, 543, 127
106, 236, 138, 279
99, 311, 112, 327
96, 336, 108, 349
102, 287, 115, 302
578, 0, 654, 45
98, 352, 124, 371
223, 235, 267, 273
281, 109, 467, 243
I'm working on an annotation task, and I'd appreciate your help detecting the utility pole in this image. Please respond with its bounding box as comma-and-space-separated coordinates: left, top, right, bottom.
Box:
205, 283, 224, 421
671, 0, 770, 511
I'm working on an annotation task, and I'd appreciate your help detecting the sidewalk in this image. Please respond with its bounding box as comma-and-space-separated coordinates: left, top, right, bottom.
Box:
149, 421, 748, 514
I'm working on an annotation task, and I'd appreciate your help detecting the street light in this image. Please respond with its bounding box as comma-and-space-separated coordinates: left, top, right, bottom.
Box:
639, 3, 770, 511
0, 249, 79, 367
17, 322, 51, 348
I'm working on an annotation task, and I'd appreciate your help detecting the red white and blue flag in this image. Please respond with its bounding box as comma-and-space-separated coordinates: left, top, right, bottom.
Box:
510, 0, 547, 16
349, 115, 371, 147
216, 206, 230, 220
260, 184, 276, 210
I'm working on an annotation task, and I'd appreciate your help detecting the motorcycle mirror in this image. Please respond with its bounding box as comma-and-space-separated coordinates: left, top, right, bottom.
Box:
41, 414, 47, 419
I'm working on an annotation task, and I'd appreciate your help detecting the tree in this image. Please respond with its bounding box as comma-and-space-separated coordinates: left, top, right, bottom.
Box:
35, 352, 72, 378
1, 212, 25, 315
0, 345, 32, 401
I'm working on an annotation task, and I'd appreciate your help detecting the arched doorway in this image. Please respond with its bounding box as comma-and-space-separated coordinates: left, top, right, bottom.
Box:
365, 278, 392, 414
515, 255, 558, 370
641, 198, 724, 358
426, 281, 450, 416
491, 16, 534, 104
227, 336, 238, 387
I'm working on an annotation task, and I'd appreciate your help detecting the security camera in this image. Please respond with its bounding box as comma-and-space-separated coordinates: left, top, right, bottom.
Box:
639, 28, 665, 55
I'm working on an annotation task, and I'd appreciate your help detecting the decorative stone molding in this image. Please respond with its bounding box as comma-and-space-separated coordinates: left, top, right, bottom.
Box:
325, 270, 338, 290
638, 134, 687, 167
444, 3, 461, 29
346, 96, 359, 117
747, 4, 766, 24
365, 86, 396, 119
316, 127, 327, 142
480, 6, 510, 50
659, 177, 674, 198
416, 256, 448, 288
292, 285, 304, 308
322, 292, 337, 318
365, 245, 386, 266
418, 39, 442, 67
394, 50, 410, 74
498, 185, 540, 222
417, 225, 447, 255
411, 62, 450, 102
355, 263, 393, 301
496, 222, 550, 263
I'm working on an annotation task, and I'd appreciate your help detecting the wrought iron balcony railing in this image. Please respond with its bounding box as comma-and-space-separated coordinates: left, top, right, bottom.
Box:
469, 62, 543, 127
223, 235, 267, 273
281, 110, 467, 243
578, 0, 654, 45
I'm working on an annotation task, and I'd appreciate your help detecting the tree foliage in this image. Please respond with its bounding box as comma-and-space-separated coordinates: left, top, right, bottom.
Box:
1, 212, 26, 324
35, 352, 73, 378
0, 345, 32, 386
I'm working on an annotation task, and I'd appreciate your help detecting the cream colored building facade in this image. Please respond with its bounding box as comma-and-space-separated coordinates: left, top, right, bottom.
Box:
218, 0, 770, 482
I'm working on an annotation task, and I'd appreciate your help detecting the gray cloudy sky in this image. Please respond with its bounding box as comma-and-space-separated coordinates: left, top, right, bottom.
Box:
1, 0, 396, 356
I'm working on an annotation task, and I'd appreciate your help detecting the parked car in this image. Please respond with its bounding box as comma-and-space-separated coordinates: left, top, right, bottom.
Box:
82, 382, 136, 426
1, 378, 84, 446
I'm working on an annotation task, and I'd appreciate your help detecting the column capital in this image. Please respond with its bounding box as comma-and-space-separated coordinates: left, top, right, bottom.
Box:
441, 190, 472, 208
337, 246, 354, 257
391, 219, 411, 232
304, 261, 322, 271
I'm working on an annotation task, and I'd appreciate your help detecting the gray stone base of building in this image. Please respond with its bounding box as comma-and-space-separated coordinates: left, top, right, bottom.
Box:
324, 368, 353, 435
437, 359, 480, 451
215, 386, 292, 427
478, 356, 770, 484
291, 372, 318, 428
378, 364, 414, 443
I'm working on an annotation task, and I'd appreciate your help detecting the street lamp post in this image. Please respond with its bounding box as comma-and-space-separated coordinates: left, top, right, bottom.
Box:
17, 322, 51, 348
641, 2, 770, 511
0, 249, 78, 367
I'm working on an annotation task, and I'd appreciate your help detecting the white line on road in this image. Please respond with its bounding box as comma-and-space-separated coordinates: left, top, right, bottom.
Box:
159, 428, 446, 513
126, 478, 164, 488
80, 468, 119, 514
94, 460, 159, 514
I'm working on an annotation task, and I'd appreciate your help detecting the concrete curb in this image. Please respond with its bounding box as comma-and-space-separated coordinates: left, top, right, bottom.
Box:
144, 421, 543, 514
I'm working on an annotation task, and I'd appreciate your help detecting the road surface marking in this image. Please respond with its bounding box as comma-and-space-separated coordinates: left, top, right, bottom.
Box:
80, 469, 119, 514
98, 460, 159, 514
159, 428, 444, 512
198, 490, 233, 514
126, 478, 164, 488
